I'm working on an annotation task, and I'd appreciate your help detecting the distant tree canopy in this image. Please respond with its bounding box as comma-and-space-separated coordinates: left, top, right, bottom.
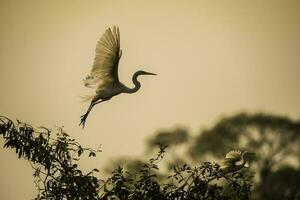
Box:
104, 127, 190, 177
106, 112, 300, 200
187, 112, 300, 200
264, 166, 300, 199
188, 113, 300, 163
103, 157, 145, 176
147, 127, 189, 149
0, 116, 254, 200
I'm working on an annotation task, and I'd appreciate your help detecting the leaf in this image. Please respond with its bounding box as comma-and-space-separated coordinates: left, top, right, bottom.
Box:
93, 168, 99, 172
89, 152, 96, 157
78, 146, 83, 157
18, 149, 23, 158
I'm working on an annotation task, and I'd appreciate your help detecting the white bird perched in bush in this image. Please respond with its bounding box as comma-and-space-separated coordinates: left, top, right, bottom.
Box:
219, 150, 256, 173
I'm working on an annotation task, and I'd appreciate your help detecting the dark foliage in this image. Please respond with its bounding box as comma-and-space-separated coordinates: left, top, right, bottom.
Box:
0, 116, 101, 200
101, 146, 252, 200
0, 116, 253, 200
103, 112, 300, 200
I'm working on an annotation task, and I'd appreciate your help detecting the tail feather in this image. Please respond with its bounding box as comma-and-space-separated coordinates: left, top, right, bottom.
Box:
83, 75, 98, 88
81, 94, 94, 103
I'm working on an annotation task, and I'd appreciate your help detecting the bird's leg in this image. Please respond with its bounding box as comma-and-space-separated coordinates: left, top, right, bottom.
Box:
79, 100, 103, 128
94, 99, 105, 105
79, 103, 93, 128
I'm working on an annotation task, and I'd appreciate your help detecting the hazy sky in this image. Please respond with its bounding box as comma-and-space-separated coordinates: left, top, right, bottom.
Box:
1, 0, 300, 199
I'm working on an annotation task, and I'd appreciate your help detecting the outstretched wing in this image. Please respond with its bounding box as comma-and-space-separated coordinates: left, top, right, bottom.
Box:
220, 150, 242, 170
225, 150, 242, 160
84, 26, 121, 91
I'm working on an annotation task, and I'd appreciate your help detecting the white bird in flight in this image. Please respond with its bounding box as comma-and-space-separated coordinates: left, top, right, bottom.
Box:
80, 26, 156, 128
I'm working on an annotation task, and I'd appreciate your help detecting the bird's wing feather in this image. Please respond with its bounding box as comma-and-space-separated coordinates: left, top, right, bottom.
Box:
225, 150, 242, 161
84, 26, 121, 91
219, 150, 242, 169
235, 160, 244, 166
219, 158, 236, 169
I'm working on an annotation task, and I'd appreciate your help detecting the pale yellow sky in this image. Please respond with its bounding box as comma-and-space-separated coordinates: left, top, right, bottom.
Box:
1, 0, 300, 199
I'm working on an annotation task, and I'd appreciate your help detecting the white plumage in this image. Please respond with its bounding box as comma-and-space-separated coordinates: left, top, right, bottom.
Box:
80, 26, 156, 128
83, 26, 121, 97
219, 150, 255, 173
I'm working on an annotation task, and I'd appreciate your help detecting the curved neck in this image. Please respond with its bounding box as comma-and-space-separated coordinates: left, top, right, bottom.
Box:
241, 153, 247, 166
124, 72, 141, 94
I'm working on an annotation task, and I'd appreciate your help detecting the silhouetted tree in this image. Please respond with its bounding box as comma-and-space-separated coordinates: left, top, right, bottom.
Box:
99, 112, 300, 199
188, 112, 300, 199
0, 116, 101, 199
103, 157, 145, 177
147, 127, 189, 149
263, 166, 300, 200
146, 127, 190, 171
0, 116, 254, 200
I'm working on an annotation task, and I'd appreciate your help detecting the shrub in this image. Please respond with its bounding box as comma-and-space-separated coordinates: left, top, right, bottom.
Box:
0, 116, 252, 200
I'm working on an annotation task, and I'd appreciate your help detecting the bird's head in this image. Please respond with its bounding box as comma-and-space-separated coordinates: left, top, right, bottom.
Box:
242, 151, 256, 161
136, 70, 157, 76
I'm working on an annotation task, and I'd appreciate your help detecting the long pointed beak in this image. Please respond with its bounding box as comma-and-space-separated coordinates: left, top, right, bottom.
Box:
144, 72, 157, 75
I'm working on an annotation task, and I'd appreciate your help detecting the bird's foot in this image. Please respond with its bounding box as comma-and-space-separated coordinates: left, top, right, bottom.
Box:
79, 114, 88, 129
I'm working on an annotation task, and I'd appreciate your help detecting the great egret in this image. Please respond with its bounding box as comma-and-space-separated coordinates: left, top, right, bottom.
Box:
79, 26, 156, 128
219, 150, 256, 173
